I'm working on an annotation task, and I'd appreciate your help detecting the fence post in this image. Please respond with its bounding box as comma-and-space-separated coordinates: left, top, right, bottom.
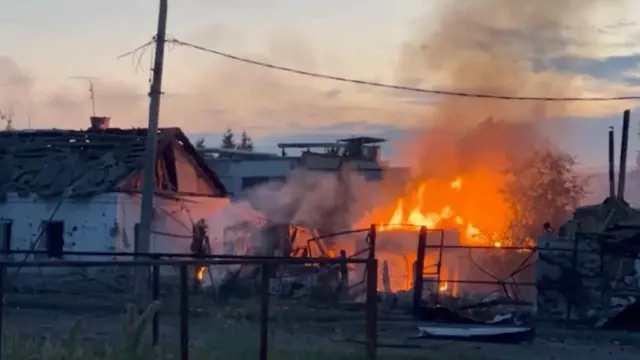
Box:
365, 258, 378, 360
566, 234, 580, 325
413, 227, 427, 319
339, 250, 349, 298
179, 264, 189, 360
0, 263, 5, 360
151, 264, 160, 346
259, 263, 271, 360
368, 224, 377, 260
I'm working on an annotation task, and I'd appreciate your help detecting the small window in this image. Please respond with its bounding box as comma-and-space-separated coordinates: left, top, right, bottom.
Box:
0, 220, 12, 257
241, 176, 272, 190
40, 221, 64, 259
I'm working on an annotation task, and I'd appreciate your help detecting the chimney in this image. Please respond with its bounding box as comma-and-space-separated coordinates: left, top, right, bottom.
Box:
89, 116, 111, 130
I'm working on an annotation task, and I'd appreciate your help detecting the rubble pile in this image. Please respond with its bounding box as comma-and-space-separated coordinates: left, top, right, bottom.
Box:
536, 197, 640, 327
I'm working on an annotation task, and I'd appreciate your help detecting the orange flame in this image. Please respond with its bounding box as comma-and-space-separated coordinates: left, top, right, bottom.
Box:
375, 177, 491, 245
356, 176, 508, 294
196, 266, 206, 281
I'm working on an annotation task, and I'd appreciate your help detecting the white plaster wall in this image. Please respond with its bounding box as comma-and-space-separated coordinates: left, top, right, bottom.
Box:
115, 194, 230, 255
0, 192, 229, 276
0, 192, 119, 273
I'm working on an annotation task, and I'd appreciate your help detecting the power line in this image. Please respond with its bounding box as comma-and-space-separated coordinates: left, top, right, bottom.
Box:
168, 38, 640, 102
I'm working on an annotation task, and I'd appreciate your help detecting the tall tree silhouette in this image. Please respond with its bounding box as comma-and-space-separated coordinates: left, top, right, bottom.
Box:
220, 127, 236, 149
238, 130, 254, 151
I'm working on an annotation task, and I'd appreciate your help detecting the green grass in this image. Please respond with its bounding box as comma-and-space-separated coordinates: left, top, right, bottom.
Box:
1, 301, 449, 360
1, 335, 382, 360
2, 334, 443, 360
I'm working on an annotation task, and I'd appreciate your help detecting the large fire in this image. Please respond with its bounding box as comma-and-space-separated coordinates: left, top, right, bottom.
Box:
366, 177, 505, 245
379, 177, 498, 245
356, 175, 513, 294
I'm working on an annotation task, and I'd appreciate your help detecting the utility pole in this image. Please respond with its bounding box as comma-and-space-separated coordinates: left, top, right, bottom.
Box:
137, 0, 168, 295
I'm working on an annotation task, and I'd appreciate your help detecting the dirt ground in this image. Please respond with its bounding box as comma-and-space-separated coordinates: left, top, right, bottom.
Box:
3, 294, 640, 360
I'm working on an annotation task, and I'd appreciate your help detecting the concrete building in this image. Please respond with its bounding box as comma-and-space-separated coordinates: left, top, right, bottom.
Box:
0, 117, 229, 270
200, 136, 410, 199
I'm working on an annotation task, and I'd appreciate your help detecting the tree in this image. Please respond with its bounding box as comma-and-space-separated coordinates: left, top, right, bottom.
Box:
502, 149, 589, 243
0, 110, 13, 131
220, 127, 236, 149
195, 138, 206, 149
237, 130, 254, 151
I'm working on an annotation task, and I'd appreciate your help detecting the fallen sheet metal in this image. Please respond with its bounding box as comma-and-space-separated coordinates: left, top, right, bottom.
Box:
417, 322, 535, 344
597, 297, 640, 331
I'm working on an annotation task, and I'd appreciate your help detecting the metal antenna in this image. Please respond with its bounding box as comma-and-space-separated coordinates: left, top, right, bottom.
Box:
88, 80, 96, 116
69, 76, 98, 116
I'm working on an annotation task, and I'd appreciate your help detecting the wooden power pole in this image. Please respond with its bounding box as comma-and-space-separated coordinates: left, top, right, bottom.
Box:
618, 109, 631, 201
137, 0, 168, 294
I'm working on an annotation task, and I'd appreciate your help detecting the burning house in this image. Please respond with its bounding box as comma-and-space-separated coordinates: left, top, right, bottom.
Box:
0, 117, 229, 274
350, 174, 532, 300
192, 136, 413, 295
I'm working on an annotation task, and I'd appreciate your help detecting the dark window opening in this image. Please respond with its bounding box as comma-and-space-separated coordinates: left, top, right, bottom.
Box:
0, 220, 12, 256
161, 145, 179, 191
43, 221, 64, 258
241, 176, 285, 190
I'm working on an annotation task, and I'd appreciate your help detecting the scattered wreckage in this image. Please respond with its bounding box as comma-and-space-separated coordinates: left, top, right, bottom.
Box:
186, 110, 640, 343
191, 194, 640, 344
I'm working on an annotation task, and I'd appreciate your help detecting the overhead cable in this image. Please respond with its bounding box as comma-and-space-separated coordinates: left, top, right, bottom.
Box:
168, 38, 640, 102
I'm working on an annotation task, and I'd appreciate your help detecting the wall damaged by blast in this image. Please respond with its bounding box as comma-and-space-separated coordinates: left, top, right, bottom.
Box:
0, 192, 119, 275
536, 205, 640, 325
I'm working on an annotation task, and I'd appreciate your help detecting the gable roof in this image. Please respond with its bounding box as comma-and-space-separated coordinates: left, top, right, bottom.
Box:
0, 127, 227, 199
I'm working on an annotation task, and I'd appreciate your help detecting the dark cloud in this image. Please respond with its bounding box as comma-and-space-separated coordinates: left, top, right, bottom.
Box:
35, 80, 146, 129
0, 56, 32, 88
545, 54, 640, 83
324, 88, 341, 99
624, 76, 640, 86
0, 56, 34, 120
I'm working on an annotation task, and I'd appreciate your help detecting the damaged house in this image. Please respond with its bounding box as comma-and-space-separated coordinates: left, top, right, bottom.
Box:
537, 114, 640, 329
0, 117, 228, 269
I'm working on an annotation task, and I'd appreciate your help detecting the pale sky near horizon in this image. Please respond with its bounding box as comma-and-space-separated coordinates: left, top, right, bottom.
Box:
2, 0, 640, 169
2, 0, 418, 93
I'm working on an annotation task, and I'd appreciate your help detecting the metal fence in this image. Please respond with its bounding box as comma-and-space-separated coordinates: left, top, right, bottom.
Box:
0, 255, 379, 360
2, 225, 637, 359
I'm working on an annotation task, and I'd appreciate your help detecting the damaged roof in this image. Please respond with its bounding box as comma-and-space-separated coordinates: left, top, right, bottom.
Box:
0, 127, 227, 199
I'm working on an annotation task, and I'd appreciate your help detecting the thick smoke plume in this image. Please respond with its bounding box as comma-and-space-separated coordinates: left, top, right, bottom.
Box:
244, 168, 384, 232
207, 0, 626, 249
400, 0, 623, 169
381, 0, 627, 236
204, 1, 629, 290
